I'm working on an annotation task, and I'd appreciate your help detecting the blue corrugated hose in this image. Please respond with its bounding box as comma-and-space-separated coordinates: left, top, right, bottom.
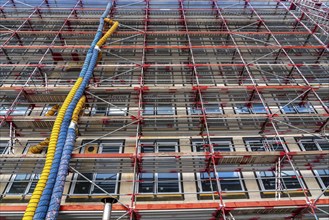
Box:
46, 48, 99, 220
33, 2, 112, 219
46, 125, 76, 220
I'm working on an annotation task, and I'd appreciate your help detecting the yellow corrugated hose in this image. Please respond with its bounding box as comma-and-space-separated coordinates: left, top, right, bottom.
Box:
72, 96, 86, 123
23, 78, 83, 220
23, 18, 118, 219
29, 105, 60, 154
28, 138, 50, 154
45, 104, 60, 117
96, 20, 119, 47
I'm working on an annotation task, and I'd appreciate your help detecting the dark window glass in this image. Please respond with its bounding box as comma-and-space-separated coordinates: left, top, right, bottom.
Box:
158, 173, 180, 193
73, 173, 93, 194
93, 174, 117, 194
138, 140, 180, 194
245, 138, 285, 152
139, 173, 154, 193
7, 174, 39, 194
299, 138, 329, 151
317, 170, 329, 188
200, 172, 243, 192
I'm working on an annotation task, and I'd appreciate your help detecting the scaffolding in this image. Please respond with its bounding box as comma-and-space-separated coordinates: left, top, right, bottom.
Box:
0, 0, 328, 219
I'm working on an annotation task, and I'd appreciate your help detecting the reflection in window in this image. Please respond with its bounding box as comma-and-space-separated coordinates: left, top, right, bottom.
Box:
143, 104, 175, 115
297, 137, 329, 151
188, 104, 223, 115
138, 140, 181, 194
235, 103, 267, 114
244, 137, 286, 152
282, 103, 315, 114
0, 106, 31, 116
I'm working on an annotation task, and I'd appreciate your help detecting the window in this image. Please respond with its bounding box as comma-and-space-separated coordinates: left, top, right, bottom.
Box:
138, 140, 182, 196
69, 140, 123, 196
197, 66, 215, 84
105, 63, 134, 86
144, 63, 174, 85
71, 173, 118, 195
90, 104, 107, 115
193, 138, 247, 199
282, 103, 315, 114
244, 137, 286, 151
256, 171, 308, 198
143, 104, 175, 115
234, 103, 267, 114
4, 174, 39, 196
90, 104, 127, 116
0, 140, 9, 154
89, 95, 129, 116
313, 170, 329, 196
198, 171, 245, 192
297, 137, 329, 151
0, 105, 31, 116
188, 104, 223, 115
192, 138, 233, 152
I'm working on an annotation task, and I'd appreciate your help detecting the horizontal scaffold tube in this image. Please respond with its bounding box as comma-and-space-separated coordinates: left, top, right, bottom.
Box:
25, 2, 114, 219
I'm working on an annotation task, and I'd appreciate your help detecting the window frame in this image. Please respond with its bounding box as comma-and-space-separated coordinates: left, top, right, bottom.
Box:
192, 139, 234, 152
0, 140, 10, 154
70, 172, 120, 196
90, 104, 128, 116
234, 103, 267, 114
89, 94, 130, 116
298, 138, 329, 151
137, 140, 182, 194
244, 137, 286, 152
0, 105, 32, 116
281, 103, 316, 114
313, 169, 329, 192
187, 104, 223, 115
4, 173, 40, 196
69, 140, 123, 196
143, 104, 175, 115
197, 170, 246, 194
192, 138, 246, 194
256, 170, 306, 192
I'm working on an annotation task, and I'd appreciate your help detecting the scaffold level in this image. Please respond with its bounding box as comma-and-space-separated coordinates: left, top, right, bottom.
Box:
0, 0, 328, 219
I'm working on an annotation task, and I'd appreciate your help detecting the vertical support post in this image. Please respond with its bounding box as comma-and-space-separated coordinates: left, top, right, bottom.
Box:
180, 0, 226, 218
101, 197, 118, 220
130, 1, 147, 220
